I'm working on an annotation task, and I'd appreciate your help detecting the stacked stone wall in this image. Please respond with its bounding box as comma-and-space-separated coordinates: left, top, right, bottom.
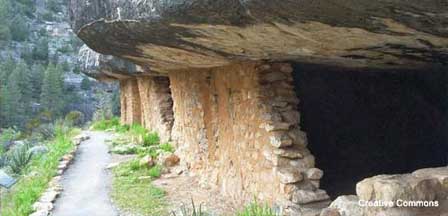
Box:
168, 62, 330, 214
136, 76, 174, 142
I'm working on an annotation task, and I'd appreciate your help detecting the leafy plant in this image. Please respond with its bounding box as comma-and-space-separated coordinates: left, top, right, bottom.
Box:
143, 132, 160, 146
0, 127, 20, 151
36, 123, 55, 140
0, 154, 8, 168
7, 142, 33, 174
65, 111, 85, 126
148, 165, 162, 178
160, 143, 174, 153
92, 117, 121, 131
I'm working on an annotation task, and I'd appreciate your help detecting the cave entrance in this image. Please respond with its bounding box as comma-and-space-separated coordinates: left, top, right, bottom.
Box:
292, 63, 448, 198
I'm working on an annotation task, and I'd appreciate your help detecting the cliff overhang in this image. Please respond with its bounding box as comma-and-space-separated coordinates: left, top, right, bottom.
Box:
70, 0, 448, 75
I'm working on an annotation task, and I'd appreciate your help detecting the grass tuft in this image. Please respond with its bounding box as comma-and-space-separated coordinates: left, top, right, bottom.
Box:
236, 201, 278, 216
111, 161, 166, 215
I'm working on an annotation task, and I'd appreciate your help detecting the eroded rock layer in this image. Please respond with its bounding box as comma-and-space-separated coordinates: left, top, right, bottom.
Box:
70, 0, 448, 74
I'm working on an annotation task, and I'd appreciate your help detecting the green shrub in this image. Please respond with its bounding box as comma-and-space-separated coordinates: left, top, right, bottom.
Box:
160, 143, 174, 153
35, 123, 55, 140
80, 77, 91, 90
41, 11, 54, 21
148, 165, 162, 178
0, 128, 20, 151
10, 16, 29, 42
65, 111, 85, 126
92, 117, 121, 131
0, 24, 11, 41
7, 142, 33, 174
143, 132, 160, 147
236, 201, 278, 216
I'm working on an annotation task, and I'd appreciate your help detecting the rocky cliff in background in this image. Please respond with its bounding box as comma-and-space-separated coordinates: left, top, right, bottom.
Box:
0, 0, 117, 121
70, 0, 447, 75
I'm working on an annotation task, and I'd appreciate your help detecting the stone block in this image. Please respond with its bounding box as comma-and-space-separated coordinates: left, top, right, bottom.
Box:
306, 168, 324, 180
277, 167, 303, 184
292, 189, 330, 204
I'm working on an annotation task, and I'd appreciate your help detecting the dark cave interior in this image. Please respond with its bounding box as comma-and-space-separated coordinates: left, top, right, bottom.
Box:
292, 63, 448, 198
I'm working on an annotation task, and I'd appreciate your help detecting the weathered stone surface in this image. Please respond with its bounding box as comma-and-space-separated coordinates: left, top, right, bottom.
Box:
273, 147, 305, 159
329, 195, 365, 216
78, 45, 147, 80
320, 208, 341, 216
158, 153, 180, 167
356, 172, 446, 203
292, 189, 330, 204
70, 0, 448, 74
139, 155, 155, 168
306, 168, 324, 180
277, 167, 303, 184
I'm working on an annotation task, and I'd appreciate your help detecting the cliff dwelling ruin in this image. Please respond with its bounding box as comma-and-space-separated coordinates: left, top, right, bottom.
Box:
71, 1, 448, 215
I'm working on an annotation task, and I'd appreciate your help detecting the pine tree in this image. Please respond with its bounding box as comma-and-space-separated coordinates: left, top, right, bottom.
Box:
41, 63, 64, 116
30, 64, 45, 100
2, 69, 24, 126
14, 61, 32, 114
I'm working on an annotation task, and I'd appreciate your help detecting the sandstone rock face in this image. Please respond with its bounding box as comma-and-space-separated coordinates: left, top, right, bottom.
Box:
70, 0, 447, 73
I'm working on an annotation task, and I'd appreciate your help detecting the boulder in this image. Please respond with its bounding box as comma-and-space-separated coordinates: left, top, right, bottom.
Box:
139, 155, 155, 168
157, 153, 180, 167
329, 195, 365, 216
356, 173, 444, 203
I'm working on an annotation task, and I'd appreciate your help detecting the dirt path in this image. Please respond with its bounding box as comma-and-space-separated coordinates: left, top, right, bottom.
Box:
52, 131, 118, 216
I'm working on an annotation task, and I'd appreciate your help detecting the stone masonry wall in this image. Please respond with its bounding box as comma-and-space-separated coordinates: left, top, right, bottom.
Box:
136, 76, 174, 143
169, 62, 330, 215
120, 78, 142, 125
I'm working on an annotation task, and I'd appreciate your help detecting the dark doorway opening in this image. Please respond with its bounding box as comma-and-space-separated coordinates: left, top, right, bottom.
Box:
292, 63, 448, 198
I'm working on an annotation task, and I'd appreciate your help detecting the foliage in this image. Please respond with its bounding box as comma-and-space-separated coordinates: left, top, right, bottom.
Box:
148, 165, 162, 178
1, 125, 77, 216
80, 77, 92, 90
91, 117, 121, 131
32, 37, 49, 61
172, 200, 208, 216
236, 201, 278, 216
40, 64, 64, 115
7, 142, 33, 174
65, 111, 85, 126
46, 0, 61, 13
160, 143, 174, 153
111, 160, 166, 215
10, 16, 29, 41
0, 127, 20, 151
35, 123, 56, 140
0, 24, 11, 41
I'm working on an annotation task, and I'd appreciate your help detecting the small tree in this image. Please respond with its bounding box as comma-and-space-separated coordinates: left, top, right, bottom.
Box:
32, 38, 49, 61
10, 16, 29, 41
80, 77, 91, 90
40, 64, 64, 116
